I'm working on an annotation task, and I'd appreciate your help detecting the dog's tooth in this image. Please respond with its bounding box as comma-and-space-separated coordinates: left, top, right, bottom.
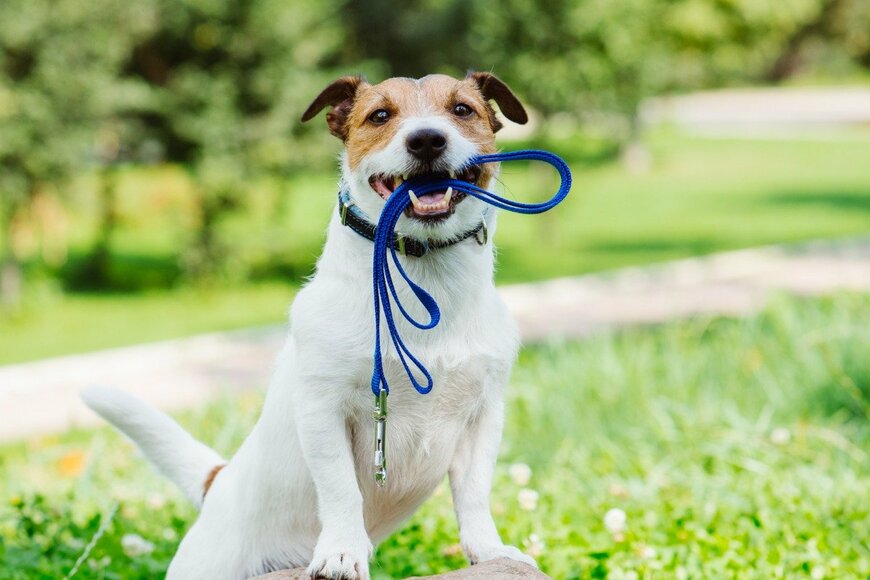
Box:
402, 173, 409, 181
444, 187, 453, 203
449, 169, 456, 179
408, 189, 421, 208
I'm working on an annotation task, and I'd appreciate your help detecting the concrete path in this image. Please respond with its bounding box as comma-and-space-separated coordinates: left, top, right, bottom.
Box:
1, 238, 868, 442
642, 86, 870, 136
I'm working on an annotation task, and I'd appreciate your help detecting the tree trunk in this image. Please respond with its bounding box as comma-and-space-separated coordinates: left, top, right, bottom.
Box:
78, 167, 119, 289
620, 103, 651, 174
766, 0, 845, 82
0, 257, 23, 311
0, 201, 23, 310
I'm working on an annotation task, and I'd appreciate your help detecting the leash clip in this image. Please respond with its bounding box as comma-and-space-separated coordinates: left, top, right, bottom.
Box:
372, 389, 388, 486
475, 220, 488, 246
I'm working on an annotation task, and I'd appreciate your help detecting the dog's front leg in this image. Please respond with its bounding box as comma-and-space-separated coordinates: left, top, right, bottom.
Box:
297, 396, 372, 580
449, 395, 538, 568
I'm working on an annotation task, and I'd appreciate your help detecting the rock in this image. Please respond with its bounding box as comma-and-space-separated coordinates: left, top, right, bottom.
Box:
250, 559, 550, 579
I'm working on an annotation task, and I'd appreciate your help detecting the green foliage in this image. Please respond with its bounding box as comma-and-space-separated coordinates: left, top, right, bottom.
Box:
2, 0, 870, 293
0, 0, 151, 305
1, 295, 868, 577
469, 0, 867, 137
113, 0, 348, 279
0, 0, 145, 201
341, 0, 473, 78
0, 495, 183, 578
0, 0, 347, 289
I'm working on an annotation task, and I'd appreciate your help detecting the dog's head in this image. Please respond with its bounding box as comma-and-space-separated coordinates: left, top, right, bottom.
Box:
301, 72, 528, 241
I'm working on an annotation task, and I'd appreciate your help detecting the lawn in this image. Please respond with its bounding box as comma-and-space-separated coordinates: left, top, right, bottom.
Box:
1, 129, 869, 365
1, 294, 868, 578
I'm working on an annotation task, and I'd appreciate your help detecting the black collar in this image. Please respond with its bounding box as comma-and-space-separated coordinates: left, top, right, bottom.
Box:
337, 191, 487, 257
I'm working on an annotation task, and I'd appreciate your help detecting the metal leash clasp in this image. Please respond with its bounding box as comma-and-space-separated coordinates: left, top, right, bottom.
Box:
372, 389, 387, 486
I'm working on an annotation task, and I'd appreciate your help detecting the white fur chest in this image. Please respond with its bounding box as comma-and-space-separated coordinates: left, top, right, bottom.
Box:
287, 214, 518, 540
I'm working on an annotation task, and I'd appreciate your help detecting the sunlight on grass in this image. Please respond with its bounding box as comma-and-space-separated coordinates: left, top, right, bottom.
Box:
0, 283, 295, 365
1, 294, 867, 578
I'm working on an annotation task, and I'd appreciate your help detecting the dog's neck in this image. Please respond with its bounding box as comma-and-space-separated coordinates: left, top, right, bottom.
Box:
338, 153, 494, 245
315, 201, 497, 320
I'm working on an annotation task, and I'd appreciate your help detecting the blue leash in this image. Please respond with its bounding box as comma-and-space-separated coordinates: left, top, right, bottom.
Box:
368, 150, 571, 484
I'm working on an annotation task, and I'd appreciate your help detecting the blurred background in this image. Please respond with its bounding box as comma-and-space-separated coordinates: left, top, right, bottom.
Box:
1, 0, 868, 578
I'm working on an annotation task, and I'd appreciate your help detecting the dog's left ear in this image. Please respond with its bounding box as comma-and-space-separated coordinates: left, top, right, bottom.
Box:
301, 75, 367, 140
467, 71, 529, 131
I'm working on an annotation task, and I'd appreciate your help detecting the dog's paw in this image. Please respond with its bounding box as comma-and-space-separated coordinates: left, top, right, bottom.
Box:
465, 543, 538, 569
307, 538, 372, 580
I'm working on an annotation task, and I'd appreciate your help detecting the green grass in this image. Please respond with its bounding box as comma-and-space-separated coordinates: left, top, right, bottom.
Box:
1, 129, 868, 365
1, 294, 868, 578
493, 130, 870, 280
0, 283, 294, 365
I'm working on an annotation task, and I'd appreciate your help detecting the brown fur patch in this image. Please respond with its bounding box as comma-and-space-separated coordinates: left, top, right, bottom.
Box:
300, 76, 367, 140
202, 464, 225, 499
344, 75, 501, 171
302, 72, 527, 192
466, 72, 529, 126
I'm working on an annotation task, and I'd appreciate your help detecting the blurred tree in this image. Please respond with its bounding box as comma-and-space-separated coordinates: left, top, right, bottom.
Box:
468, 0, 849, 148
342, 0, 474, 77
120, 0, 347, 281
766, 0, 870, 80
0, 0, 151, 307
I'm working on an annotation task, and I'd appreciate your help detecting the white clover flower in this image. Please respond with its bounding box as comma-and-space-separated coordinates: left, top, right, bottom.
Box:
771, 427, 791, 445
517, 489, 539, 511
523, 533, 545, 558
88, 556, 111, 570
608, 482, 630, 498
509, 463, 533, 486
638, 545, 657, 559
121, 533, 155, 557
604, 508, 627, 534
146, 493, 166, 509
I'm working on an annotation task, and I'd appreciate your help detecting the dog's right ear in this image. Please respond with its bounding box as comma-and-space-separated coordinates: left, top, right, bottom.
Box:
301, 76, 367, 140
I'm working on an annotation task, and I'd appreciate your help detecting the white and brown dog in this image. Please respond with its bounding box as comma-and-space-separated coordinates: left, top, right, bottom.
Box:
83, 71, 533, 579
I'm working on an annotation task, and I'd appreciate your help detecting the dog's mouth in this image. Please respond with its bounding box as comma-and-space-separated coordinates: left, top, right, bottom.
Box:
368, 166, 481, 221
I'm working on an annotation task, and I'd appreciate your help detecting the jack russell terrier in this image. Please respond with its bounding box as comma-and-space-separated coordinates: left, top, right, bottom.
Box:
83, 71, 535, 579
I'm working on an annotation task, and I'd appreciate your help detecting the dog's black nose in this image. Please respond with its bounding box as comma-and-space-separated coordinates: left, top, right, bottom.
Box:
406, 129, 447, 162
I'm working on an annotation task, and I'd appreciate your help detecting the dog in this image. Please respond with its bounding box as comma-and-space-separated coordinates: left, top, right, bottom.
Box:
83, 71, 533, 580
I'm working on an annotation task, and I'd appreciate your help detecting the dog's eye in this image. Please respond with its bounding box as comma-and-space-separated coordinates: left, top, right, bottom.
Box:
452, 103, 473, 117
368, 109, 391, 125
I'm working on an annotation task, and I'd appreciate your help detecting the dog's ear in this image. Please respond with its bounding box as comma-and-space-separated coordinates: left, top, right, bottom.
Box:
301, 76, 367, 140
466, 71, 528, 131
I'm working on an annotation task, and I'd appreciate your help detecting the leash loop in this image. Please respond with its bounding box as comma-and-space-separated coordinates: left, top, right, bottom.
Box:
368, 149, 571, 484
370, 149, 572, 397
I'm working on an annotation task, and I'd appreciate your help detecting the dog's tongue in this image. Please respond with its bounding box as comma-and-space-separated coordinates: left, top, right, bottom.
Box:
417, 191, 445, 204
409, 188, 450, 216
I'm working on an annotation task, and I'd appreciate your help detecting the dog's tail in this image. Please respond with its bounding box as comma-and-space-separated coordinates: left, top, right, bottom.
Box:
81, 387, 224, 508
